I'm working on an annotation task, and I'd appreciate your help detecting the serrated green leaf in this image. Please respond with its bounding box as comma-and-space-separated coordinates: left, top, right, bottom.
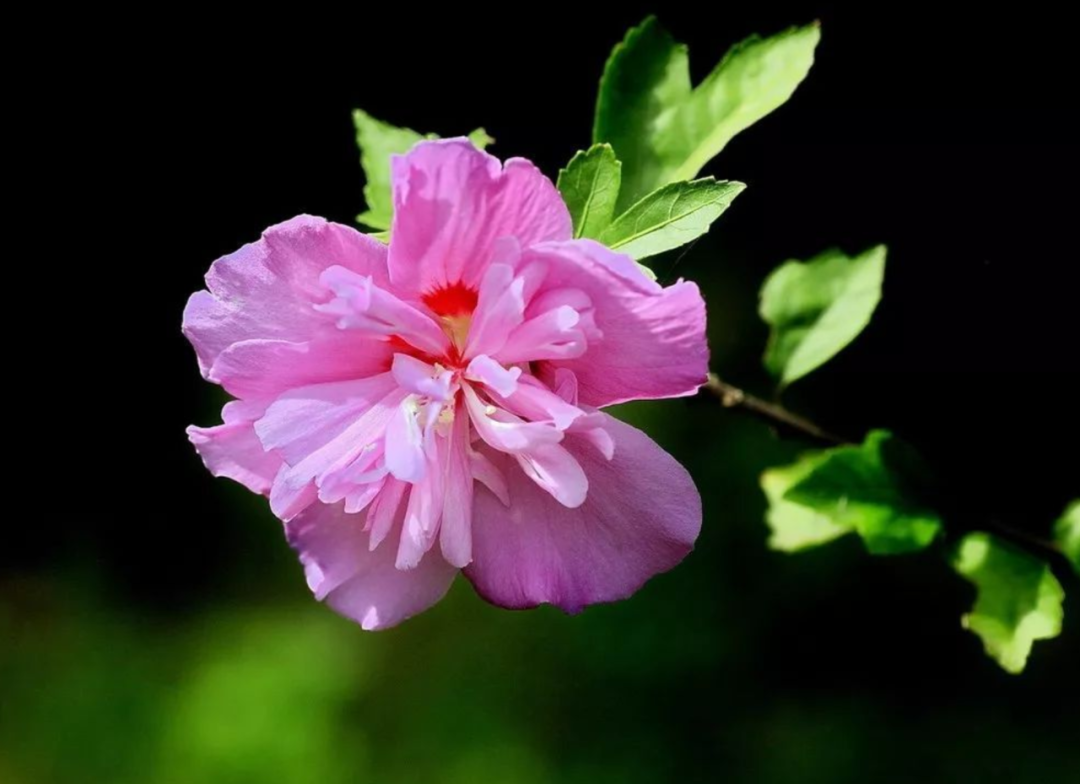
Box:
760, 245, 886, 386
783, 430, 942, 555
599, 178, 744, 260
353, 109, 491, 231
762, 456, 851, 552
1055, 500, 1080, 574
953, 533, 1064, 674
594, 17, 819, 210
557, 144, 623, 239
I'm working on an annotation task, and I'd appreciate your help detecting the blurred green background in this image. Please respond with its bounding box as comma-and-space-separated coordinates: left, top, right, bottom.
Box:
10, 4, 1077, 783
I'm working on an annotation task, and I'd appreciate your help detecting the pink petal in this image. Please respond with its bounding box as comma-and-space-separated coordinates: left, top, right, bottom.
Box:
465, 355, 521, 398
464, 414, 702, 613
391, 354, 453, 401
255, 373, 399, 465
315, 266, 451, 357
497, 305, 587, 363
395, 469, 443, 570
388, 140, 572, 296
523, 240, 709, 407
494, 375, 584, 430
183, 216, 389, 376
187, 400, 281, 495
439, 404, 474, 568
464, 264, 526, 359
367, 477, 408, 551
469, 450, 510, 506
208, 334, 394, 399
258, 376, 405, 520
286, 502, 457, 630
514, 443, 588, 508
385, 397, 427, 483
463, 385, 562, 453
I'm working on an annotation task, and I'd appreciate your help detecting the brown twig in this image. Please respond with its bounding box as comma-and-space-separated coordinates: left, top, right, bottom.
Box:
703, 373, 1070, 572
705, 373, 848, 446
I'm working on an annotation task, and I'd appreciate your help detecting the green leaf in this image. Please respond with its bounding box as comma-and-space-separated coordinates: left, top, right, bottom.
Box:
952, 533, 1064, 674
467, 128, 495, 150
760, 245, 886, 386
761, 456, 851, 552
353, 109, 491, 230
557, 144, 623, 240
1055, 500, 1080, 574
599, 178, 744, 261
783, 430, 942, 555
594, 17, 820, 210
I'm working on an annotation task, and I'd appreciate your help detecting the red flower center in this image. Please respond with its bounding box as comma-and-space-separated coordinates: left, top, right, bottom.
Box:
422, 281, 479, 318
422, 281, 479, 365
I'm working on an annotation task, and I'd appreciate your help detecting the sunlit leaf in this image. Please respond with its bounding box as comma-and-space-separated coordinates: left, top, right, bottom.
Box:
1055, 499, 1080, 574
761, 455, 851, 551
760, 245, 886, 385
600, 178, 743, 261
953, 533, 1064, 674
783, 430, 942, 555
557, 144, 623, 239
594, 17, 819, 210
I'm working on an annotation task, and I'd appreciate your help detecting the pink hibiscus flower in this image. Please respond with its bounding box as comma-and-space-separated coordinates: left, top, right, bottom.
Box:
184, 140, 707, 629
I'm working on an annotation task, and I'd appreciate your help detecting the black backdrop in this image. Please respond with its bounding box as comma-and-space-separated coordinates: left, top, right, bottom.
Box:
47, 1, 1075, 594
11, 3, 1078, 781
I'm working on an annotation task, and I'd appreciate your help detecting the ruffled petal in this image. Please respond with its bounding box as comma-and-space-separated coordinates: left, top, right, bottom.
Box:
522, 240, 709, 407
187, 400, 281, 495
388, 140, 572, 296
465, 414, 701, 613
286, 502, 457, 630
183, 216, 389, 376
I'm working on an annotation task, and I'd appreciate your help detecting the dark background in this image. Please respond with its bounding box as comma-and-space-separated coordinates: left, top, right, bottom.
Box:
6, 3, 1078, 783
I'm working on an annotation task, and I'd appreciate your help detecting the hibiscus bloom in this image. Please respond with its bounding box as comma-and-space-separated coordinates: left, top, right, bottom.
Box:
184, 140, 707, 629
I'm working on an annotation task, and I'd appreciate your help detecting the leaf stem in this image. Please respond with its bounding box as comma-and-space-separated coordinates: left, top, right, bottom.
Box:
703, 373, 1071, 572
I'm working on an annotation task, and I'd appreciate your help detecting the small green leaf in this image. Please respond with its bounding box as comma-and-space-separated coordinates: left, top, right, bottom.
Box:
353, 109, 491, 231
594, 18, 820, 210
467, 128, 495, 150
761, 456, 851, 552
784, 430, 942, 555
953, 533, 1064, 674
557, 144, 623, 239
599, 178, 744, 261
1055, 500, 1080, 574
760, 245, 886, 386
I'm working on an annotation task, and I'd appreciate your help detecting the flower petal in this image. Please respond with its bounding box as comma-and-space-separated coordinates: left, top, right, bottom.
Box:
464, 414, 702, 613
208, 335, 394, 399
463, 385, 562, 454
439, 404, 474, 568
388, 140, 572, 295
523, 240, 709, 407
255, 374, 399, 465
464, 264, 526, 359
514, 443, 588, 508
183, 216, 389, 376
385, 396, 427, 483
187, 400, 281, 495
286, 502, 457, 630
465, 355, 521, 398
391, 354, 453, 401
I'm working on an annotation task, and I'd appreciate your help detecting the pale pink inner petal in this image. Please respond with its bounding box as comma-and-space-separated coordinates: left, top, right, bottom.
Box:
465, 355, 521, 398
464, 264, 526, 359
316, 265, 451, 357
